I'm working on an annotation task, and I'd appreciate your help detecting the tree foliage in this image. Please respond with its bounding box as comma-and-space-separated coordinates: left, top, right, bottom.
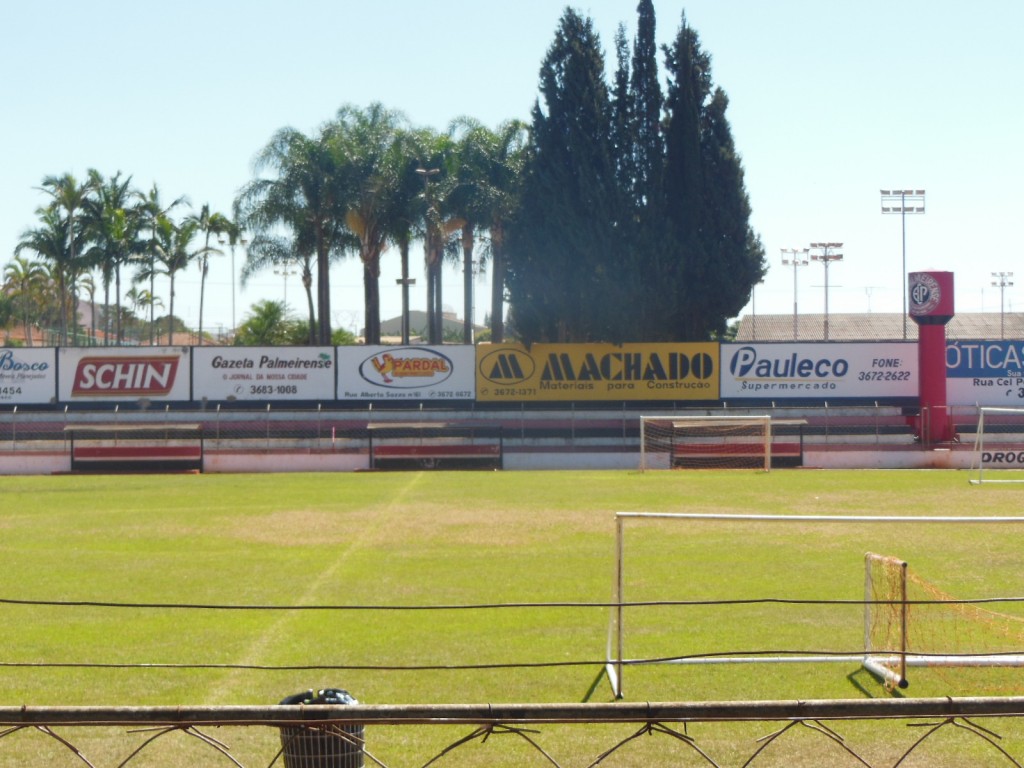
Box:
507, 4, 765, 343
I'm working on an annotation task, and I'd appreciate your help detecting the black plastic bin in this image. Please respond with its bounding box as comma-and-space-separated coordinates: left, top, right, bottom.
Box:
278, 689, 364, 768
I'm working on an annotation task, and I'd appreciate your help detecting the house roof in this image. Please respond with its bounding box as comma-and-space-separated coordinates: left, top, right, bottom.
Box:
735, 312, 1024, 342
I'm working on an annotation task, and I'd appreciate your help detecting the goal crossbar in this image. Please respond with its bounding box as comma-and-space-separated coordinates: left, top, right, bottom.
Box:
640, 415, 806, 472
608, 512, 1024, 699
970, 406, 1024, 484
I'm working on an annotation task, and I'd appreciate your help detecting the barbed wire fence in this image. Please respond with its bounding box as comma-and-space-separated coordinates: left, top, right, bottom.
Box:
2, 595, 1024, 766
4, 699, 1024, 767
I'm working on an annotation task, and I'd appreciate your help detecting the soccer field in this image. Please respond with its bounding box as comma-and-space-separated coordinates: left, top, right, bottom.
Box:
1, 469, 1022, 765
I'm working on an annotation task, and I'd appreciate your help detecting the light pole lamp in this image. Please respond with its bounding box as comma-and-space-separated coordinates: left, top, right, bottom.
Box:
274, 259, 297, 307
415, 167, 440, 345
992, 271, 1014, 340
219, 233, 247, 336
809, 242, 844, 341
881, 189, 925, 340
781, 247, 810, 340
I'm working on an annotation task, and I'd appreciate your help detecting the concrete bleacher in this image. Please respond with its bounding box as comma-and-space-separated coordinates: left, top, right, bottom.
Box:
0, 403, 988, 474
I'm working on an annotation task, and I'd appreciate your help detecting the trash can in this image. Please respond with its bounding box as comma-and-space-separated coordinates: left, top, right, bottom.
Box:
278, 689, 364, 768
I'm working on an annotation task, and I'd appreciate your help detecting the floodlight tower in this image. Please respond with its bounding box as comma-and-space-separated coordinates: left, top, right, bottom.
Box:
809, 242, 844, 341
781, 248, 810, 340
881, 189, 926, 340
992, 271, 1014, 340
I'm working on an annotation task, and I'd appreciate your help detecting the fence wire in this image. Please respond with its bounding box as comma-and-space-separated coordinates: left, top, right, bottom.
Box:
3, 700, 1024, 767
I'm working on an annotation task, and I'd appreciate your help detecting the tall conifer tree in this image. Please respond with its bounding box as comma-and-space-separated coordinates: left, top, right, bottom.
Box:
507, 8, 623, 343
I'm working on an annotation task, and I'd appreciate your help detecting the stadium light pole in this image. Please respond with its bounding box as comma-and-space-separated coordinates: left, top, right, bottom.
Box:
274, 259, 297, 307
414, 167, 440, 345
219, 233, 247, 336
881, 189, 925, 340
809, 242, 844, 341
992, 271, 1014, 340
781, 248, 810, 340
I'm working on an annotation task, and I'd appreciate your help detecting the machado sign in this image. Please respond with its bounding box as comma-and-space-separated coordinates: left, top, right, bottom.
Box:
476, 343, 719, 401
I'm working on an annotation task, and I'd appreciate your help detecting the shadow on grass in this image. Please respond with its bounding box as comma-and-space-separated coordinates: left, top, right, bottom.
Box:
848, 667, 904, 698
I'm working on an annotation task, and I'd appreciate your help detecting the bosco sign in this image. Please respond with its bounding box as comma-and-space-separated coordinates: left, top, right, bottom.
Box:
475, 343, 719, 402
0, 348, 56, 404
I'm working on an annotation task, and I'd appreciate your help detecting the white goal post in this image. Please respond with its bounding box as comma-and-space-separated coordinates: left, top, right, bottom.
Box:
640, 415, 772, 472
970, 406, 1024, 484
606, 513, 1024, 699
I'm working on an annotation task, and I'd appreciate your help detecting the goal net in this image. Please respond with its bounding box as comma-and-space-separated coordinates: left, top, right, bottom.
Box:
865, 551, 1024, 690
969, 406, 1024, 484
606, 513, 1024, 699
639, 415, 772, 471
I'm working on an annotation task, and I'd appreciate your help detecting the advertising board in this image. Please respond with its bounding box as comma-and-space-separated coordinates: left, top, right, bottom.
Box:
337, 345, 476, 401
946, 341, 1024, 406
0, 348, 57, 404
192, 347, 335, 401
57, 347, 192, 402
476, 343, 719, 401
720, 343, 917, 399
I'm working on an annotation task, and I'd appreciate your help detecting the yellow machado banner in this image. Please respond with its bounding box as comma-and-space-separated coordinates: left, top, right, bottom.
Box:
476, 343, 719, 401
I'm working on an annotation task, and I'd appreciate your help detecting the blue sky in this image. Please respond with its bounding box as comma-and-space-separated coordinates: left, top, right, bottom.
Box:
3, 1, 1022, 336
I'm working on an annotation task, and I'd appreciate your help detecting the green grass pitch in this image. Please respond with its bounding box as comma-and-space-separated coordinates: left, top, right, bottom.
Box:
1, 468, 1023, 766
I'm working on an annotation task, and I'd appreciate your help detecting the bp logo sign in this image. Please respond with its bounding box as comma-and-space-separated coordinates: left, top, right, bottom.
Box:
909, 273, 941, 316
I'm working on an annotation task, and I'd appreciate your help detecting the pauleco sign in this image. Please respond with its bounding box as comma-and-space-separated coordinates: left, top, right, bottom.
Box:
720, 343, 917, 399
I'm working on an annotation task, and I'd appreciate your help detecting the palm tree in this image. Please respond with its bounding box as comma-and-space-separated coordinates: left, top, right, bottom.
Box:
3, 254, 47, 346
332, 103, 408, 345
140, 184, 188, 344
241, 232, 318, 344
234, 299, 295, 346
385, 129, 434, 345
449, 119, 528, 343
187, 203, 231, 345
236, 125, 346, 345
414, 129, 464, 345
138, 215, 206, 344
125, 286, 162, 343
14, 205, 84, 346
36, 172, 97, 344
84, 171, 146, 345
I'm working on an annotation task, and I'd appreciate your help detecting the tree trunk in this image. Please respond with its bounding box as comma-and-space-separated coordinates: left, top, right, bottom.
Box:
490, 226, 506, 343
462, 225, 474, 345
363, 257, 380, 345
